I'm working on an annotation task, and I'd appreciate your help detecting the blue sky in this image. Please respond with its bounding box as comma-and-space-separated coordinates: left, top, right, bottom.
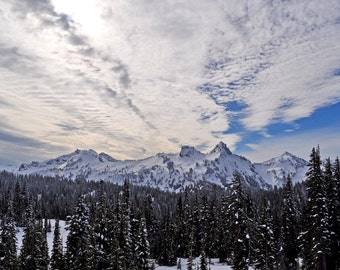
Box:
0, 0, 340, 164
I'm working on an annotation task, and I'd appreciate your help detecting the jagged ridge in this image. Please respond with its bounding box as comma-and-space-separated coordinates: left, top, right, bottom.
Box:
15, 142, 308, 191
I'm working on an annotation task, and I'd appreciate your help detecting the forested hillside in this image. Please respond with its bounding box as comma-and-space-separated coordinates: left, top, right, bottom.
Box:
0, 147, 339, 269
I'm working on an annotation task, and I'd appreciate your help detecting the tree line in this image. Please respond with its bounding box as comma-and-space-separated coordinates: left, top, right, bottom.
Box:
0, 146, 339, 269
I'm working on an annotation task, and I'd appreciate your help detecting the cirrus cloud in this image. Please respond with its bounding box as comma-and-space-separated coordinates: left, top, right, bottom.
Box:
0, 0, 339, 162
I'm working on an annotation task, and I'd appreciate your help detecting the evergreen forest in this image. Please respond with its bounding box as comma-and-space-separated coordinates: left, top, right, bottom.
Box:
0, 147, 340, 269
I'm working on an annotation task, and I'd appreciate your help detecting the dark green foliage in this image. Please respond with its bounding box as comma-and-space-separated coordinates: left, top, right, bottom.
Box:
227, 173, 252, 270
0, 200, 18, 269
332, 157, 340, 268
324, 158, 340, 269
0, 146, 339, 269
255, 198, 276, 269
300, 147, 331, 269
158, 213, 177, 266
92, 180, 110, 269
19, 204, 49, 270
50, 219, 64, 270
175, 195, 186, 258
65, 195, 92, 270
200, 250, 208, 270
118, 179, 134, 269
187, 229, 194, 270
278, 174, 299, 269
218, 195, 231, 263
135, 217, 151, 270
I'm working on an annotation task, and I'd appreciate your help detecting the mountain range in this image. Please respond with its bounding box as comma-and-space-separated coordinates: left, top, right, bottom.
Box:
1, 142, 308, 191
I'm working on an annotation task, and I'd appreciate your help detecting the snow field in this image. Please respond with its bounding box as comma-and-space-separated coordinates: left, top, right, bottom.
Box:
16, 220, 255, 269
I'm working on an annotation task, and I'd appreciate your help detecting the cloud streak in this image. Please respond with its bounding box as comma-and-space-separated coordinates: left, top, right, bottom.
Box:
0, 0, 339, 162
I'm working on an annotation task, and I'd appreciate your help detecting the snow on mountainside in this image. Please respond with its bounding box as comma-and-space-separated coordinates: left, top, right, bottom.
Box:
0, 162, 16, 173
253, 151, 308, 187
14, 142, 308, 191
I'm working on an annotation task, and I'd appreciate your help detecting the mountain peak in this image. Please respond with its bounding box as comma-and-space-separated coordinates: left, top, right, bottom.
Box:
7, 144, 309, 191
210, 141, 232, 156
99, 152, 117, 162
179, 146, 202, 158
281, 151, 295, 157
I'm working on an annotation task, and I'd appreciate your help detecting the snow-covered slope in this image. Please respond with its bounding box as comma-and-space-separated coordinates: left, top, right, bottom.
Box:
254, 151, 308, 187
13, 142, 308, 191
0, 162, 17, 173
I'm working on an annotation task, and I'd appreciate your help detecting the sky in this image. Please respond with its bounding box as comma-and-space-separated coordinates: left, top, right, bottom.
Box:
0, 0, 340, 165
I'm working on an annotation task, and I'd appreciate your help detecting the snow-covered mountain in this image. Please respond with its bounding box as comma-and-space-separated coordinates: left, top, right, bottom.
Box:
254, 151, 308, 187
0, 161, 17, 173
12, 142, 308, 191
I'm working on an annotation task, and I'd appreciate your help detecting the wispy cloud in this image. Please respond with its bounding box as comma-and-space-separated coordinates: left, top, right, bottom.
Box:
0, 0, 339, 162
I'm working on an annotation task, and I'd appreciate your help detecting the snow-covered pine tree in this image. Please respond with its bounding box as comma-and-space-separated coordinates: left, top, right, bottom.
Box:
65, 194, 92, 270
324, 158, 339, 269
192, 193, 201, 257
200, 194, 209, 258
175, 195, 186, 258
227, 173, 250, 270
207, 192, 219, 259
106, 204, 125, 270
255, 198, 276, 269
50, 219, 64, 270
19, 202, 49, 270
183, 188, 192, 258
135, 216, 151, 270
158, 212, 176, 266
93, 180, 110, 269
332, 157, 340, 269
245, 192, 256, 265
118, 179, 134, 269
13, 181, 28, 226
143, 193, 159, 259
177, 257, 182, 270
187, 229, 194, 270
39, 219, 50, 269
301, 147, 331, 269
278, 174, 299, 269
199, 249, 208, 270
218, 194, 231, 263
0, 200, 18, 269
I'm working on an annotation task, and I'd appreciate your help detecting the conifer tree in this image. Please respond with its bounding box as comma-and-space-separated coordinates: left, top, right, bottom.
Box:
332, 157, 340, 268
200, 194, 209, 256
255, 198, 276, 269
135, 216, 151, 270
175, 195, 186, 257
182, 188, 192, 257
324, 158, 339, 269
278, 174, 299, 269
50, 219, 64, 270
13, 181, 28, 226
227, 173, 250, 270
106, 207, 124, 270
218, 194, 231, 263
206, 192, 218, 259
93, 180, 110, 269
65, 195, 92, 270
301, 147, 331, 269
39, 219, 50, 268
118, 179, 133, 269
187, 229, 194, 270
192, 193, 201, 257
0, 200, 18, 269
200, 249, 208, 270
19, 203, 49, 270
143, 194, 158, 258
158, 212, 176, 266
